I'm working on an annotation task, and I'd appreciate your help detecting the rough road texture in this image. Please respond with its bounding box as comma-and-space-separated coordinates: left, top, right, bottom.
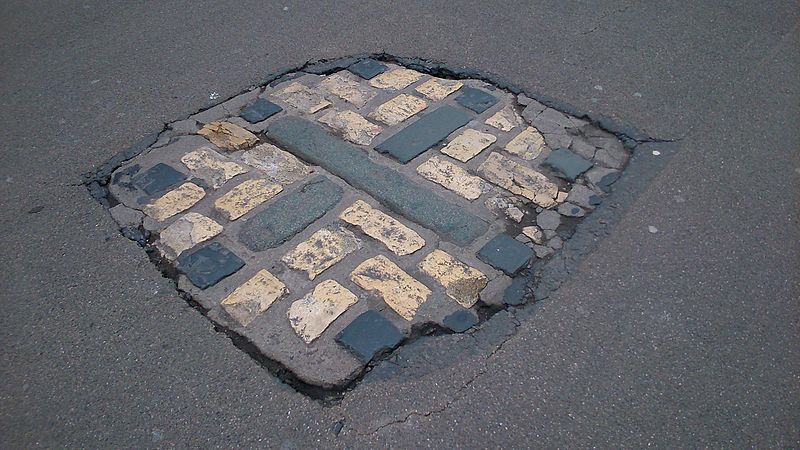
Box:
0, 1, 797, 448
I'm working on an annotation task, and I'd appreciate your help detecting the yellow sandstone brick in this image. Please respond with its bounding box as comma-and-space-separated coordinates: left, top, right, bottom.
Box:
281, 227, 362, 280
197, 121, 258, 151
214, 179, 283, 220
287, 280, 358, 343
440, 129, 497, 162
477, 153, 559, 207
416, 156, 485, 200
157, 212, 223, 260
221, 269, 287, 326
350, 255, 430, 321
142, 182, 205, 221
368, 68, 423, 90
339, 200, 425, 256
415, 78, 463, 101
418, 249, 487, 308
368, 94, 428, 126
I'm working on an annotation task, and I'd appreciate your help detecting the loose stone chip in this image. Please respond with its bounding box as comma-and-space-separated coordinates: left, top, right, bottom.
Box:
477, 153, 559, 207
197, 121, 258, 151
418, 249, 487, 308
221, 269, 287, 327
281, 227, 362, 280
339, 200, 425, 256
350, 255, 431, 321
485, 106, 522, 132
287, 280, 359, 344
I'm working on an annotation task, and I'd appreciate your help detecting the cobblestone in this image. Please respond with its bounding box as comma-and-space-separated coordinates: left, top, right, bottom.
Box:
368, 94, 428, 126
318, 109, 382, 145
221, 269, 287, 326
375, 105, 471, 163
415, 78, 463, 101
180, 148, 248, 189
240, 143, 310, 185
142, 182, 206, 221
281, 226, 362, 280
340, 200, 425, 256
351, 255, 431, 321
418, 249, 487, 308
288, 280, 358, 343
240, 98, 283, 124
505, 126, 547, 160
440, 129, 496, 162
416, 156, 485, 200
368, 68, 423, 90
478, 153, 559, 207
157, 212, 223, 260
197, 121, 258, 151
214, 179, 283, 221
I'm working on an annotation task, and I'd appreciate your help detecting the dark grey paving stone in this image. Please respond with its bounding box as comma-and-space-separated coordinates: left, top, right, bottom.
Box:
442, 309, 478, 332
267, 116, 488, 245
131, 163, 186, 196
240, 98, 282, 124
542, 148, 594, 181
177, 242, 245, 290
455, 86, 498, 113
347, 58, 388, 80
374, 106, 471, 163
503, 277, 528, 306
477, 234, 534, 275
238, 176, 343, 252
335, 310, 403, 363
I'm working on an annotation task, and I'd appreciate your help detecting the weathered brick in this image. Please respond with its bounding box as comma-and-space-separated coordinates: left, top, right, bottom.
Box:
375, 105, 471, 163
268, 117, 488, 245
368, 68, 423, 89
542, 148, 593, 181
505, 126, 547, 160
440, 129, 496, 162
241, 143, 311, 185
272, 82, 331, 113
317, 72, 376, 108
221, 269, 286, 326
339, 200, 424, 256
288, 280, 358, 343
485, 106, 521, 131
318, 110, 382, 146
416, 156, 485, 200
197, 121, 258, 151
418, 249, 487, 308
180, 147, 248, 189
350, 255, 431, 321
214, 179, 283, 221
477, 153, 558, 207
281, 226, 362, 280
157, 212, 223, 260
415, 78, 463, 101
368, 94, 428, 126
238, 177, 343, 252
142, 182, 206, 221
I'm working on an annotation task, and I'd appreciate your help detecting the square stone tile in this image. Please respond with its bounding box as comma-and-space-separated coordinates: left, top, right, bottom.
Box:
542, 148, 594, 181
132, 163, 186, 196
240, 98, 283, 123
455, 86, 498, 113
477, 234, 534, 275
348, 58, 388, 80
177, 242, 245, 289
335, 310, 404, 363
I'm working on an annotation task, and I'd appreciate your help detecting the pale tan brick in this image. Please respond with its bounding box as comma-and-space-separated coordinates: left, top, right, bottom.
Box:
416, 156, 485, 200
281, 227, 362, 280
368, 94, 428, 126
272, 82, 331, 113
414, 78, 463, 101
214, 179, 283, 220
505, 126, 547, 160
287, 280, 358, 343
485, 106, 522, 132
418, 249, 487, 308
157, 212, 223, 260
350, 255, 430, 321
339, 200, 425, 256
142, 182, 205, 221
221, 269, 287, 327
368, 68, 423, 90
477, 152, 558, 207
241, 143, 311, 185
317, 72, 376, 107
440, 129, 497, 162
197, 121, 258, 151
318, 110, 383, 146
180, 147, 248, 189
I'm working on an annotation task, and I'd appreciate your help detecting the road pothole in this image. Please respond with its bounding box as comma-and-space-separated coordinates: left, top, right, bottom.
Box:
85, 54, 643, 401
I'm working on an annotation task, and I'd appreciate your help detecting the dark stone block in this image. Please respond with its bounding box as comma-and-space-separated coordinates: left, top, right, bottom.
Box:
347, 59, 388, 80
503, 277, 528, 306
455, 87, 498, 113
542, 148, 593, 181
177, 242, 245, 290
374, 106, 471, 163
335, 310, 403, 363
477, 234, 534, 275
597, 172, 620, 192
132, 163, 186, 196
267, 117, 488, 245
240, 99, 282, 123
442, 309, 478, 333
238, 176, 343, 252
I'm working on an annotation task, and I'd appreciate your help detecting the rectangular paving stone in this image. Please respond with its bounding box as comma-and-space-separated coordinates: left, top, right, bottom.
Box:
477, 234, 534, 275
241, 143, 311, 185
348, 59, 388, 80
157, 212, 223, 260
240, 98, 283, 124
288, 280, 359, 343
418, 249, 487, 308
440, 129, 497, 162
374, 105, 471, 163
415, 78, 463, 101
267, 116, 488, 245
477, 152, 559, 207
506, 126, 547, 160
368, 68, 423, 90
221, 269, 287, 326
214, 179, 283, 221
416, 156, 485, 200
142, 182, 206, 221
317, 72, 376, 108
318, 110, 383, 146
542, 148, 594, 181
180, 147, 248, 189
133, 163, 187, 196
197, 121, 259, 151
272, 82, 331, 113
335, 310, 403, 363
455, 86, 498, 113
350, 255, 431, 321
177, 242, 245, 289
238, 176, 343, 252
339, 200, 425, 256
368, 94, 428, 126
281, 226, 362, 280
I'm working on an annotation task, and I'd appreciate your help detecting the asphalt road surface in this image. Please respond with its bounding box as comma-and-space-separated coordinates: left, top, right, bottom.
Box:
1, 0, 798, 447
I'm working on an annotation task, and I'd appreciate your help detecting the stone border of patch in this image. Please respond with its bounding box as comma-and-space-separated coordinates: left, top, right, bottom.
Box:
82, 53, 674, 402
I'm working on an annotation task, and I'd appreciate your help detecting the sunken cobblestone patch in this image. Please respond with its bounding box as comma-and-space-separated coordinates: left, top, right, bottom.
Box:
85, 54, 638, 397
